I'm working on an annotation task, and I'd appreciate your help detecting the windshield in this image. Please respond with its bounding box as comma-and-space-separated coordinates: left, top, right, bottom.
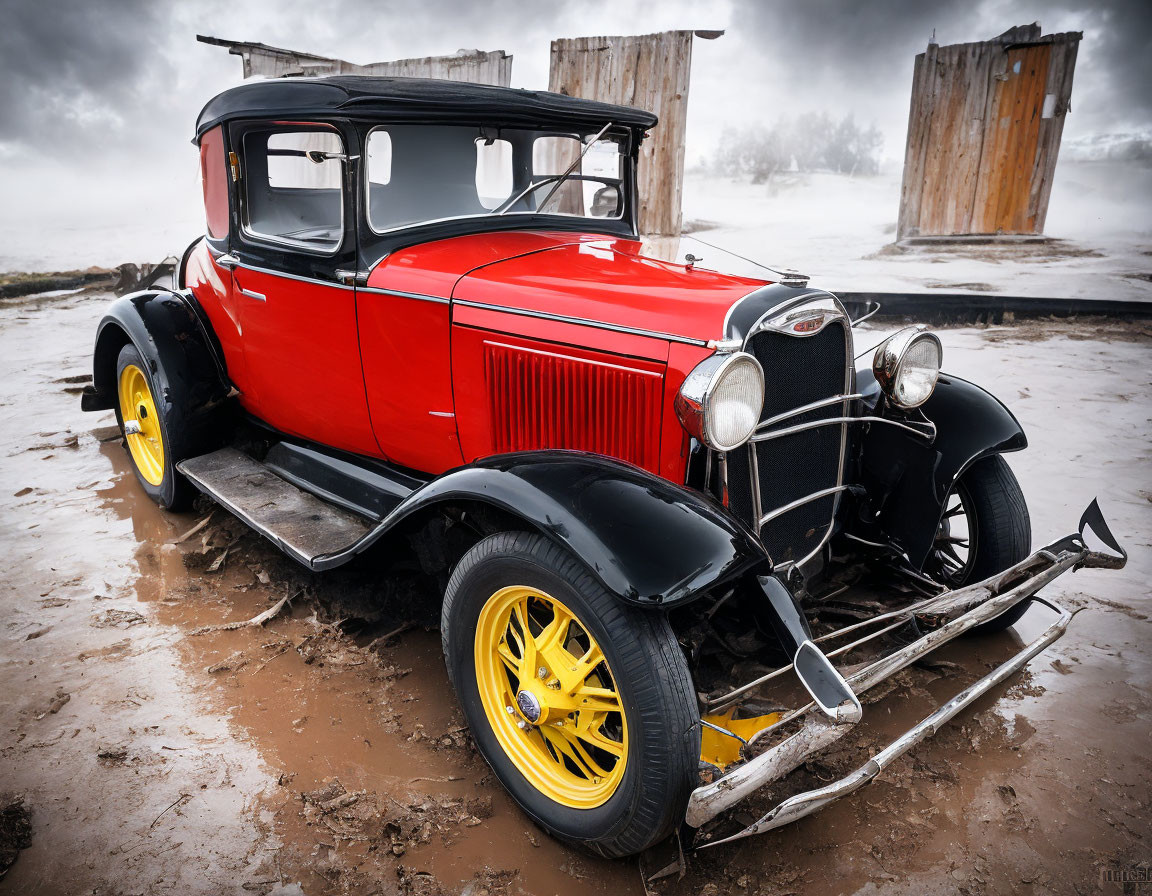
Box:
364, 124, 625, 233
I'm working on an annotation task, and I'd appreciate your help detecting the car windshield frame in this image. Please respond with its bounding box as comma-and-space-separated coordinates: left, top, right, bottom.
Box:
360, 122, 632, 238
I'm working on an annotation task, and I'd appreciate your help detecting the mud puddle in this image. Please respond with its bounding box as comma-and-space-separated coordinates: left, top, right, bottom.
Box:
2, 289, 1150, 895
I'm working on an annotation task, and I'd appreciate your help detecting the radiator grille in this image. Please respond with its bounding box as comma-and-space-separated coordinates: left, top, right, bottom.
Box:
484, 341, 664, 472
726, 322, 849, 564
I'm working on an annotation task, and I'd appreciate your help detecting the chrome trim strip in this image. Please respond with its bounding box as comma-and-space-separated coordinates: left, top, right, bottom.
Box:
235, 262, 356, 291
358, 285, 450, 304
453, 298, 709, 346
758, 393, 864, 430
239, 287, 266, 302
751, 415, 936, 444
759, 485, 852, 528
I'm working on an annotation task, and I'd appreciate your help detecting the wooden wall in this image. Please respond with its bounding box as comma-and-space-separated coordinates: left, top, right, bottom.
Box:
549, 31, 721, 236
897, 24, 1080, 239
197, 36, 511, 86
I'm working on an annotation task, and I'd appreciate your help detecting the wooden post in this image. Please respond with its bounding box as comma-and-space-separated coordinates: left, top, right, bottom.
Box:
549, 30, 722, 237
897, 24, 1080, 240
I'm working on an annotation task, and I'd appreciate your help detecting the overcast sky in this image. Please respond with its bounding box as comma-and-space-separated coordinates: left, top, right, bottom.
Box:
1, 0, 1148, 262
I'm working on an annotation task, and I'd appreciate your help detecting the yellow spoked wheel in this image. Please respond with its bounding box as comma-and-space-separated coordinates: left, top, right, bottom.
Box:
474, 585, 628, 809
117, 363, 166, 487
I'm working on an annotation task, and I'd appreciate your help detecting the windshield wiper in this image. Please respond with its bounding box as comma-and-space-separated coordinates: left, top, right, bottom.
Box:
497, 121, 613, 216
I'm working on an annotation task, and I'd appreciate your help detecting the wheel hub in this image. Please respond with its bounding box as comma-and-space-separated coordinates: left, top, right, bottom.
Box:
515, 689, 544, 724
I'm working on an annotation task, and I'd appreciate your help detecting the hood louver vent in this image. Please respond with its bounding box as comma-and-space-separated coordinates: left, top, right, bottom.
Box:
483, 341, 664, 473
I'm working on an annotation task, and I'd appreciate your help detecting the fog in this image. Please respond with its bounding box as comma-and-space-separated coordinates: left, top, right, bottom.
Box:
0, 0, 1149, 270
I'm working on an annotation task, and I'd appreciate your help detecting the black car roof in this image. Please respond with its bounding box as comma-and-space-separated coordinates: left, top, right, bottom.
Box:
194, 76, 659, 141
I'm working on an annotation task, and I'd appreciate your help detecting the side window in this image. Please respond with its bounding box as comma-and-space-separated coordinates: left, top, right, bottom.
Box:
199, 126, 229, 240
242, 128, 344, 251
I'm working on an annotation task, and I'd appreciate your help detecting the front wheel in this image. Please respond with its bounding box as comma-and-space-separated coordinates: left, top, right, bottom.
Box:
924, 454, 1031, 633
441, 531, 700, 858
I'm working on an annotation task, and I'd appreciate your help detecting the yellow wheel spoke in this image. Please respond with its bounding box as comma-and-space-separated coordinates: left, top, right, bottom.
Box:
496, 639, 521, 679
540, 725, 606, 780
571, 685, 622, 714
511, 598, 537, 671
535, 604, 573, 659
574, 716, 625, 758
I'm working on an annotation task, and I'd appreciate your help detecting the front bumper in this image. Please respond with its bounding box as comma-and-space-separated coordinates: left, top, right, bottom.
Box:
687, 500, 1127, 845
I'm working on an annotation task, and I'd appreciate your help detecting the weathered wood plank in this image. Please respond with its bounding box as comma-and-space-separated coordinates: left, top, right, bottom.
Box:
897, 25, 1080, 238
549, 30, 700, 236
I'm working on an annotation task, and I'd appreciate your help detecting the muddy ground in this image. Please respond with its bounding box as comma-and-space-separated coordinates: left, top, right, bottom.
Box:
1, 289, 1149, 895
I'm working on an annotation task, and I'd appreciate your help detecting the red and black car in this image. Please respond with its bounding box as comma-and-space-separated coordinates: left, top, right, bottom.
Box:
81, 77, 1125, 856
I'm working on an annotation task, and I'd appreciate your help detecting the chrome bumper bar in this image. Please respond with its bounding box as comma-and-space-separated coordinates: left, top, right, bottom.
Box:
686, 500, 1126, 843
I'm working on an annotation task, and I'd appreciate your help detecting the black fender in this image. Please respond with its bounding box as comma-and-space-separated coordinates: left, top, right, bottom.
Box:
322, 450, 772, 608
854, 370, 1027, 569
82, 289, 233, 448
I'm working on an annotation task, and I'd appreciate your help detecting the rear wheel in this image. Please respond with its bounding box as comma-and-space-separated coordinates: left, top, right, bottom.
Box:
115, 343, 195, 510
442, 531, 699, 858
924, 455, 1031, 633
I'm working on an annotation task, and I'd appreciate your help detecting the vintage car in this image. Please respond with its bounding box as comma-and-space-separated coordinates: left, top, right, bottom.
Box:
81, 76, 1125, 857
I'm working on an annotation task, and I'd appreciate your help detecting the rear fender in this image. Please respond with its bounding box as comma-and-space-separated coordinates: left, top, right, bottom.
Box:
83, 290, 232, 444
856, 371, 1027, 569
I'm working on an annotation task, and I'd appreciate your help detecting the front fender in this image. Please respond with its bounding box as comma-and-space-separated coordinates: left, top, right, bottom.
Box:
82, 289, 232, 438
320, 451, 772, 607
856, 371, 1027, 569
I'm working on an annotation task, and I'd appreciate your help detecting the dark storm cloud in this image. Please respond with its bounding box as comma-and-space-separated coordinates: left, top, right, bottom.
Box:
734, 0, 1152, 134
0, 0, 173, 150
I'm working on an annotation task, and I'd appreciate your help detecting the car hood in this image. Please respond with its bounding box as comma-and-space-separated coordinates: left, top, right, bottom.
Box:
368, 231, 769, 346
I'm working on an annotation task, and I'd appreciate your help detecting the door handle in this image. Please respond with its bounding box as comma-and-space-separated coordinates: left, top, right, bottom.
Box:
239, 287, 266, 302
215, 253, 240, 270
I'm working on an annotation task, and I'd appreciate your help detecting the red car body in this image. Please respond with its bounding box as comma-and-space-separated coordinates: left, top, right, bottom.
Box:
186, 229, 765, 480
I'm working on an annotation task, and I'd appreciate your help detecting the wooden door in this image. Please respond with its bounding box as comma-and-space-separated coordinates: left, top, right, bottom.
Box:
969, 44, 1052, 234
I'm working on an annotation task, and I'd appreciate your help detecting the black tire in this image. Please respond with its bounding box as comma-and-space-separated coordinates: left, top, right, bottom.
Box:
441, 531, 700, 858
926, 455, 1032, 633
114, 343, 196, 511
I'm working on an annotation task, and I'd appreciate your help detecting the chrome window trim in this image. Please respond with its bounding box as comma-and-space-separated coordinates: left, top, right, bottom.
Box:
452, 298, 709, 347
239, 123, 347, 257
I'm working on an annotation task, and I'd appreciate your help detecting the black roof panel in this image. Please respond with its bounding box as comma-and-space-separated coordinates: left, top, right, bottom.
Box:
194, 76, 658, 141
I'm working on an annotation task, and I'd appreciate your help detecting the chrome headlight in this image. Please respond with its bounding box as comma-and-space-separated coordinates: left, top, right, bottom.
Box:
873, 327, 942, 409
675, 352, 764, 451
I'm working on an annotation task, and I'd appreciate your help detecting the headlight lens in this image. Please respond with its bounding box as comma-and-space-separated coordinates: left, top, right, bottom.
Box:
873, 328, 942, 409
675, 352, 764, 451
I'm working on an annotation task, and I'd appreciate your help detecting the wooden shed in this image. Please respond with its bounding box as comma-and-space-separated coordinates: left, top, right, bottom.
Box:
897, 24, 1081, 240
549, 30, 722, 236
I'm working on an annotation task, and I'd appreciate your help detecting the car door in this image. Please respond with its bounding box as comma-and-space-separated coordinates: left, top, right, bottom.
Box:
228, 122, 381, 458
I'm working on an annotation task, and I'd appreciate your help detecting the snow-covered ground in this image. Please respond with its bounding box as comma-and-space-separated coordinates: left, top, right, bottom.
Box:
2, 157, 1149, 304
676, 159, 1152, 301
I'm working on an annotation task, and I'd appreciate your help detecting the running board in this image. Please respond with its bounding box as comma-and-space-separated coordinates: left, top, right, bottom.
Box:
177, 448, 374, 568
